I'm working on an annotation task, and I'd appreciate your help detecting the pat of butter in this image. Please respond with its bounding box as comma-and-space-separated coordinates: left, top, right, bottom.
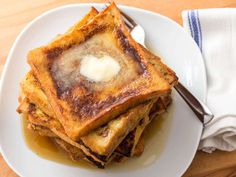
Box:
80, 55, 121, 82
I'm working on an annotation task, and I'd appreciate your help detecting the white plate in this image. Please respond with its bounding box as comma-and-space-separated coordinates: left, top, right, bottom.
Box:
0, 4, 206, 177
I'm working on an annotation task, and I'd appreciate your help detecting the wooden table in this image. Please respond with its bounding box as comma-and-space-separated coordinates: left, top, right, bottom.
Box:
1, 0, 236, 176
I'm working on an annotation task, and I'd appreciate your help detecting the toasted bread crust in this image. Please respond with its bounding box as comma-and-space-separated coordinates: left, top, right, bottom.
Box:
138, 44, 178, 87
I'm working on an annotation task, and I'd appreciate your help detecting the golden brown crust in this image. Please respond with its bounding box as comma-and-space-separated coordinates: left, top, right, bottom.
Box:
138, 44, 178, 87
27, 3, 171, 140
20, 71, 55, 117
66, 7, 99, 34
52, 7, 99, 42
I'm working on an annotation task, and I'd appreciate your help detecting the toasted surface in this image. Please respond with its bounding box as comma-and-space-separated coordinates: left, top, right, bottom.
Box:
64, 7, 98, 35
28, 3, 171, 139
20, 71, 55, 118
138, 45, 178, 87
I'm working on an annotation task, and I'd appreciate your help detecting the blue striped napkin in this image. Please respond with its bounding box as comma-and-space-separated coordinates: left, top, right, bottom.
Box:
182, 9, 236, 153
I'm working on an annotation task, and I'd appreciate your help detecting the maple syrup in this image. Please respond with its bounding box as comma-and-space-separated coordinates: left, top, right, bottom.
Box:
22, 116, 89, 168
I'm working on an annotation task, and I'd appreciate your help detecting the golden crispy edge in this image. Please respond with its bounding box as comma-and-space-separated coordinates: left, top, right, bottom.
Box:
27, 2, 171, 140
67, 7, 99, 33
20, 71, 55, 117
53, 7, 99, 41
139, 44, 178, 87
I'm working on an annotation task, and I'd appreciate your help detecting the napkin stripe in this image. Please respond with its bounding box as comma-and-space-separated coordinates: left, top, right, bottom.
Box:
196, 11, 202, 50
187, 11, 194, 38
188, 10, 202, 51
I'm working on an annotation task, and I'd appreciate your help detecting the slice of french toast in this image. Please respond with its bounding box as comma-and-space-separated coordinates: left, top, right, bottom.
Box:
27, 2, 172, 140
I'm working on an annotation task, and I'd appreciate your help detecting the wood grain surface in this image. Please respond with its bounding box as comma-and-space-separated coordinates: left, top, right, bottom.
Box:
0, 0, 236, 177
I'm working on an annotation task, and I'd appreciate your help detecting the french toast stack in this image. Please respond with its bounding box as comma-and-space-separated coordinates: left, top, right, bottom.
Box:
17, 3, 178, 168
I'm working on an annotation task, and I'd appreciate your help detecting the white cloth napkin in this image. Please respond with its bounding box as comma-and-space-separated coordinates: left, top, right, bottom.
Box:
182, 8, 236, 153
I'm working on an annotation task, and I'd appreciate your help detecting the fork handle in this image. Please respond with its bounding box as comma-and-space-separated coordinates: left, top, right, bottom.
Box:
174, 82, 214, 125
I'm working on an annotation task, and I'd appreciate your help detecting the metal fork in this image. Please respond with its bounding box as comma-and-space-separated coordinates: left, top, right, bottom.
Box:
120, 10, 214, 125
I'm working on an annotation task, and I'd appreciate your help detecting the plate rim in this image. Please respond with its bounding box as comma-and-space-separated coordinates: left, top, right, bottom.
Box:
0, 3, 206, 177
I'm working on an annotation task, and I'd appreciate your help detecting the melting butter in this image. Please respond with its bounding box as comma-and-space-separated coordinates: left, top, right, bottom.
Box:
80, 55, 120, 82
51, 32, 142, 92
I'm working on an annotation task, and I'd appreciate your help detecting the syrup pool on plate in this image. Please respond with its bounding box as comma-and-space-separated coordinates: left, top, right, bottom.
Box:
22, 115, 90, 168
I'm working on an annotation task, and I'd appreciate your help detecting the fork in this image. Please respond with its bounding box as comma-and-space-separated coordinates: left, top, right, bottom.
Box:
120, 10, 214, 125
